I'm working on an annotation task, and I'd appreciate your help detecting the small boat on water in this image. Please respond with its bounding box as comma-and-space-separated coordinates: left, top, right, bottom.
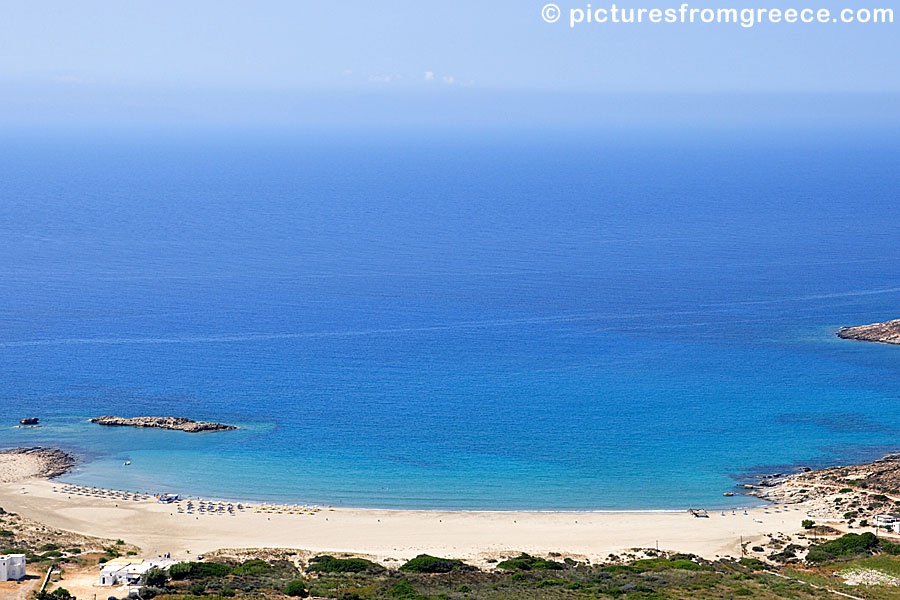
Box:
723, 492, 735, 496
123, 461, 131, 466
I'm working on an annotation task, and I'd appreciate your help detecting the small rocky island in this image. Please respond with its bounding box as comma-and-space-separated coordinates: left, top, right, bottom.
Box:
90, 416, 238, 433
837, 318, 900, 345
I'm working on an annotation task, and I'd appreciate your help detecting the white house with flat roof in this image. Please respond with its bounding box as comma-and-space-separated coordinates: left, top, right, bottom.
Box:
874, 514, 900, 528
0, 554, 26, 581
99, 558, 177, 586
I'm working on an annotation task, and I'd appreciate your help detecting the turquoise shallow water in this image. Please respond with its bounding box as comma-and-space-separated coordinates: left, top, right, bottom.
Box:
1, 127, 899, 510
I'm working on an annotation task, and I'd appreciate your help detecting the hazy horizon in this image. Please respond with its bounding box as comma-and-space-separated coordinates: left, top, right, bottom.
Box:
1, 1, 897, 130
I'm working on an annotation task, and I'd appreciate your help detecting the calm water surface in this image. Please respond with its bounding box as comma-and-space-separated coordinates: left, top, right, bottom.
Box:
1, 127, 899, 510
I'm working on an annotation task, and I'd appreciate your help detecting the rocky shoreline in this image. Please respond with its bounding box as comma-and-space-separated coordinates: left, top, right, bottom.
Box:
0, 447, 76, 479
746, 453, 900, 522
837, 319, 900, 345
90, 415, 238, 433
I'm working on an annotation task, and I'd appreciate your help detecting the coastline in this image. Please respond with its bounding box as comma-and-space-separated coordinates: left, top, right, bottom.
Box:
0, 476, 801, 566
836, 318, 900, 345
0, 446, 801, 566
48, 447, 768, 513
5, 445, 900, 568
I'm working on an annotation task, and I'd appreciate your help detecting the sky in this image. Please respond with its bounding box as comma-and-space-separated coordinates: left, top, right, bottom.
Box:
0, 0, 897, 128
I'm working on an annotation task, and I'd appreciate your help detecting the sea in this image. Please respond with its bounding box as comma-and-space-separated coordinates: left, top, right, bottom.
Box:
1, 125, 899, 511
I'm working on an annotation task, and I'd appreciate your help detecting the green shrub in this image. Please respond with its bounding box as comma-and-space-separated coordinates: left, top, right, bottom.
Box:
599, 564, 637, 574
399, 554, 470, 573
806, 532, 888, 563
389, 580, 419, 599
189, 582, 206, 595
802, 520, 815, 529
142, 568, 168, 587
738, 558, 765, 570
496, 553, 564, 571
284, 579, 309, 597
308, 556, 382, 574
168, 561, 232, 580
36, 588, 74, 600
0, 530, 13, 538
231, 559, 275, 576
625, 558, 711, 572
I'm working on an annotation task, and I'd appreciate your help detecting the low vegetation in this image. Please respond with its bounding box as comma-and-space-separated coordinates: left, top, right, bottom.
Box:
34, 531, 900, 599
137, 558, 302, 598
308, 555, 385, 574
398, 554, 473, 573
496, 553, 565, 571
169, 561, 233, 580
87, 551, 878, 599
806, 532, 900, 563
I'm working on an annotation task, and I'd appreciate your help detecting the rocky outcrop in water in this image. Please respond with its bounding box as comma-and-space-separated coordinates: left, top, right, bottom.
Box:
90, 416, 237, 433
837, 319, 900, 345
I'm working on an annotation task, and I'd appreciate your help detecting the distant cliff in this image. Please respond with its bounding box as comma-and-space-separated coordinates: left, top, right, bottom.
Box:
837, 319, 900, 345
90, 416, 237, 433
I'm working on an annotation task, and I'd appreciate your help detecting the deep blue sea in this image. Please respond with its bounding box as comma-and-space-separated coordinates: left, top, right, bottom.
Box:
1, 126, 899, 510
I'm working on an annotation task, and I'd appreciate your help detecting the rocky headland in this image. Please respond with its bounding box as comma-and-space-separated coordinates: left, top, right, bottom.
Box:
837, 319, 900, 345
90, 415, 238, 433
748, 454, 900, 523
0, 447, 75, 482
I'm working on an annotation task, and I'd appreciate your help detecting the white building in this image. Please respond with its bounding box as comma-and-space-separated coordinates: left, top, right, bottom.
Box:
99, 558, 177, 586
0, 554, 26, 581
873, 514, 900, 528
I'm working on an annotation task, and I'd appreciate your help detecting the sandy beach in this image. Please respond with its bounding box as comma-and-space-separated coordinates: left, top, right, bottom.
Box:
0, 447, 74, 483
0, 453, 50, 484
0, 450, 815, 566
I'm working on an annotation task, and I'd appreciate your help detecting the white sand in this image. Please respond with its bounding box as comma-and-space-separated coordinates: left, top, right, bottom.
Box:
0, 453, 56, 483
0, 477, 810, 565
